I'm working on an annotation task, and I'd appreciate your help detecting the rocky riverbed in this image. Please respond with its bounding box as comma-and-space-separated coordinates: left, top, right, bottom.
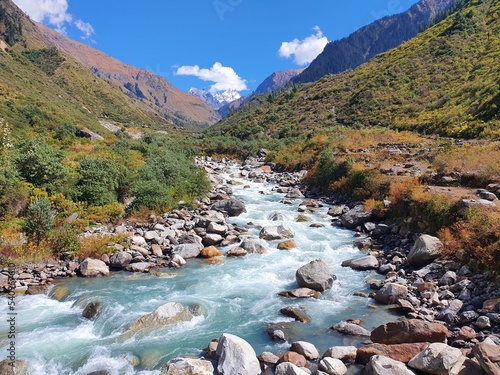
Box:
1, 155, 499, 375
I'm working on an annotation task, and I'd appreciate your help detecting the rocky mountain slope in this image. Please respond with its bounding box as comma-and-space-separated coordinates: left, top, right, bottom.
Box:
293, 0, 455, 84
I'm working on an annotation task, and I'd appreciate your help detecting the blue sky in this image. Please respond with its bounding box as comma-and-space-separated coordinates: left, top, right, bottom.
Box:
13, 0, 420, 94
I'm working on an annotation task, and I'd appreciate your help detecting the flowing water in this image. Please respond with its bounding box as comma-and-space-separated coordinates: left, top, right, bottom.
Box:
0, 169, 399, 374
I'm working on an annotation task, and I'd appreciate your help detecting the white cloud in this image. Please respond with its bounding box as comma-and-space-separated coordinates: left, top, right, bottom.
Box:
13, 0, 94, 40
278, 26, 328, 66
175, 62, 248, 93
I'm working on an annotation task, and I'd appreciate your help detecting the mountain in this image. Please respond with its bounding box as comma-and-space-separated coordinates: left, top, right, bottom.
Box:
38, 24, 220, 128
214, 0, 500, 140
254, 68, 304, 95
293, 0, 455, 84
190, 88, 241, 110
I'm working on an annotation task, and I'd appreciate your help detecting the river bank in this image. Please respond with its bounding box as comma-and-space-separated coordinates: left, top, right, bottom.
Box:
1, 155, 499, 374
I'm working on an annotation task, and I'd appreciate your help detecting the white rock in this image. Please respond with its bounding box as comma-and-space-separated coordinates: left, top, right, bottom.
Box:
79, 258, 109, 277
319, 357, 347, 375
160, 357, 214, 375
291, 341, 320, 360
216, 333, 260, 375
408, 342, 466, 375
366, 355, 415, 375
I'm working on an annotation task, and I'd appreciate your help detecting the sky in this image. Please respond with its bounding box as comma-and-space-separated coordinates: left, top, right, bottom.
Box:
13, 0, 420, 95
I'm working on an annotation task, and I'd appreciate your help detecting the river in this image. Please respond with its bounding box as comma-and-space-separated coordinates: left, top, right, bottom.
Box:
0, 164, 399, 374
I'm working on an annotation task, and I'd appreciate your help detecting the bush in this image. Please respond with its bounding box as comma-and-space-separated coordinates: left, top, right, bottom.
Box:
50, 224, 80, 255
23, 197, 55, 244
129, 180, 176, 212
0, 166, 29, 217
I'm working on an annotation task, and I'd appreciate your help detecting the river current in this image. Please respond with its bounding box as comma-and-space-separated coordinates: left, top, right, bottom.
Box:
0, 167, 398, 374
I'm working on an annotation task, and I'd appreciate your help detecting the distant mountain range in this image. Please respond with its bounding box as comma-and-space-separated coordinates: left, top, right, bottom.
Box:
293, 0, 455, 84
189, 88, 241, 110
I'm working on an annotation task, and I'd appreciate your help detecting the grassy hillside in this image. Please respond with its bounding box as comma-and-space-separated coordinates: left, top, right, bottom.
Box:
213, 0, 500, 140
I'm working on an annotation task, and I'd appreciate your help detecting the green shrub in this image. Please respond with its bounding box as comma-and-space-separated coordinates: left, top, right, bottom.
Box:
23, 197, 55, 244
50, 224, 80, 254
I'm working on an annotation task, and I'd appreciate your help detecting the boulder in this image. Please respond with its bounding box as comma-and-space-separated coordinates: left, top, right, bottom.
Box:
319, 357, 347, 375
171, 254, 186, 266
374, 283, 408, 304
473, 342, 500, 375
128, 302, 193, 333
207, 222, 228, 235
200, 246, 222, 258
266, 322, 296, 342
269, 212, 286, 221
160, 357, 214, 375
202, 233, 223, 246
0, 360, 28, 375
365, 355, 416, 375
151, 244, 163, 257
435, 299, 463, 324
407, 235, 443, 267
125, 262, 152, 273
331, 321, 371, 337
323, 346, 357, 365
226, 247, 248, 257
82, 301, 102, 320
357, 343, 430, 365
259, 225, 295, 240
240, 239, 266, 254
407, 342, 466, 375
275, 362, 309, 375
132, 235, 147, 247
278, 240, 297, 250
341, 255, 379, 270
295, 259, 335, 292
259, 352, 280, 366
371, 319, 449, 345
211, 198, 246, 217
216, 333, 260, 375
280, 306, 311, 323
340, 205, 372, 230
281, 351, 307, 367
79, 258, 109, 277
286, 188, 304, 198
172, 243, 203, 259
278, 288, 319, 299
291, 341, 320, 360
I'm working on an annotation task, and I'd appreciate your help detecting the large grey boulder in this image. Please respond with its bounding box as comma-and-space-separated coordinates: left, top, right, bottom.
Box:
128, 302, 193, 333
296, 259, 335, 292
211, 198, 246, 217
407, 343, 466, 375
374, 283, 408, 305
259, 225, 295, 240
240, 239, 266, 254
290, 341, 320, 360
341, 255, 379, 270
172, 243, 204, 259
275, 362, 309, 375
0, 360, 28, 375
340, 205, 372, 229
216, 333, 260, 375
435, 299, 463, 324
79, 258, 109, 277
160, 357, 214, 375
407, 235, 443, 267
365, 355, 416, 375
331, 321, 371, 337
109, 251, 132, 269
319, 357, 348, 375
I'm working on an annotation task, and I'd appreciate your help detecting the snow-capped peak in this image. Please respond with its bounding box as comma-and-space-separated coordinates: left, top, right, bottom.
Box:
189, 88, 241, 110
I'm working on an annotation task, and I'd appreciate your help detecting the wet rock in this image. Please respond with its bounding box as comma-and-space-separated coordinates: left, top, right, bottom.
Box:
275, 362, 309, 375
200, 246, 222, 258
473, 342, 500, 375
331, 321, 371, 337
407, 343, 466, 375
260, 225, 295, 240
280, 306, 311, 323
172, 243, 203, 259
109, 251, 133, 269
0, 359, 28, 375
269, 212, 286, 221
207, 222, 227, 235
318, 357, 347, 375
26, 285, 49, 295
341, 255, 379, 270
128, 302, 193, 333
365, 355, 415, 375
278, 240, 297, 250
374, 283, 408, 305
216, 333, 260, 375
266, 322, 296, 342
357, 343, 430, 365
371, 319, 449, 345
79, 258, 109, 277
340, 205, 372, 230
82, 301, 102, 320
278, 288, 319, 299
226, 247, 248, 257
291, 341, 320, 360
125, 262, 151, 273
407, 235, 443, 267
202, 233, 223, 246
160, 357, 214, 375
211, 198, 246, 217
322, 346, 357, 365
296, 259, 335, 292
240, 239, 266, 254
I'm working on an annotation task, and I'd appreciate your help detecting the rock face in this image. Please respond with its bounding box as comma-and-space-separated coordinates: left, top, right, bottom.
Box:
371, 319, 449, 345
407, 234, 443, 267
160, 357, 214, 375
357, 343, 430, 364
259, 225, 295, 240
211, 198, 246, 216
365, 355, 416, 375
407, 343, 466, 375
340, 205, 372, 229
128, 302, 193, 332
473, 342, 500, 375
109, 251, 132, 269
79, 258, 109, 277
374, 283, 408, 304
295, 259, 335, 292
341, 255, 379, 270
216, 333, 260, 375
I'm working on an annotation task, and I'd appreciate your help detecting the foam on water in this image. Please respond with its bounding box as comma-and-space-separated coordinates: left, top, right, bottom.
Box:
0, 168, 400, 373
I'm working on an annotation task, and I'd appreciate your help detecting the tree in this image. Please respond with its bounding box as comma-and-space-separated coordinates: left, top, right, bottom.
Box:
23, 197, 55, 245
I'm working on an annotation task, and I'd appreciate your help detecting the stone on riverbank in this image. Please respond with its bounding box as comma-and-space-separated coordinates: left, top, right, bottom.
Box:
407, 234, 443, 267
296, 259, 335, 292
365, 355, 416, 375
473, 342, 500, 375
211, 198, 246, 217
172, 243, 203, 259
357, 343, 430, 365
160, 357, 214, 375
341, 255, 379, 270
323, 346, 357, 365
216, 333, 260, 375
275, 362, 309, 375
200, 246, 222, 258
290, 341, 320, 360
240, 238, 266, 254
259, 225, 295, 241
319, 357, 348, 375
407, 343, 466, 375
340, 205, 372, 230
374, 283, 408, 304
331, 321, 371, 337
79, 258, 109, 277
371, 319, 449, 345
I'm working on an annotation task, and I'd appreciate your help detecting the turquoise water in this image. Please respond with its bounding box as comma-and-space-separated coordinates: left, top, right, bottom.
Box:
0, 171, 398, 374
